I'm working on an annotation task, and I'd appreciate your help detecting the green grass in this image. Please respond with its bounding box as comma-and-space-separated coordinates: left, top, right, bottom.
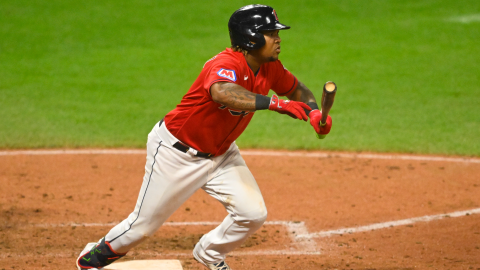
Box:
1, 0, 479, 155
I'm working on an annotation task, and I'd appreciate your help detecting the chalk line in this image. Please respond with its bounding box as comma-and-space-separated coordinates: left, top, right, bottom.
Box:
19, 208, 480, 257
35, 220, 317, 253
36, 220, 297, 228
135, 250, 321, 257
241, 150, 480, 163
34, 220, 319, 256
298, 207, 480, 239
0, 149, 478, 163
0, 149, 146, 156
0, 249, 320, 259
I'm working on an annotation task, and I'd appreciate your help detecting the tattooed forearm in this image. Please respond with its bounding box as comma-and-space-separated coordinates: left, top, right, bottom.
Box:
287, 81, 316, 103
211, 82, 257, 111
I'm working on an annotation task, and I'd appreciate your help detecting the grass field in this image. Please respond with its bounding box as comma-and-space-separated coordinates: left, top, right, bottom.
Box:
1, 0, 479, 155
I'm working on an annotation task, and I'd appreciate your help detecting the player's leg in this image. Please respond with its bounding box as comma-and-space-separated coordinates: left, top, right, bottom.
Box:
193, 143, 267, 266
77, 122, 212, 269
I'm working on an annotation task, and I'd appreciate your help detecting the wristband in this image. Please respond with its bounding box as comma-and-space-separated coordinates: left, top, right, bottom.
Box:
255, 94, 271, 110
305, 102, 319, 116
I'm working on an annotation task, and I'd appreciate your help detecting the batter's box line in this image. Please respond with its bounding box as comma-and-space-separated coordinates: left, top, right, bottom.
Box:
297, 207, 480, 239
35, 221, 320, 255
33, 208, 480, 256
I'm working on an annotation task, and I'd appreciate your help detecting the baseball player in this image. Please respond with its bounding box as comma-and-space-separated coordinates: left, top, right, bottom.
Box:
76, 4, 332, 270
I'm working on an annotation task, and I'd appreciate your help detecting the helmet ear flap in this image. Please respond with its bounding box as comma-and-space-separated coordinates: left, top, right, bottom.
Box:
243, 30, 266, 50
229, 29, 246, 49
229, 29, 266, 51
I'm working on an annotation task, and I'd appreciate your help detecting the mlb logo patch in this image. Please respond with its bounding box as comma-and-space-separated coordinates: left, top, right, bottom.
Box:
273, 9, 279, 20
217, 69, 237, 82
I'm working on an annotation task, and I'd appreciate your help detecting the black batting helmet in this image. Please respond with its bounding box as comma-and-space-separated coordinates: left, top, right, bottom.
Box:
228, 5, 290, 51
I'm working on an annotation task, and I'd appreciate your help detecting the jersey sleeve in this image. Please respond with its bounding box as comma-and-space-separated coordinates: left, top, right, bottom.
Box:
204, 57, 242, 95
270, 60, 298, 96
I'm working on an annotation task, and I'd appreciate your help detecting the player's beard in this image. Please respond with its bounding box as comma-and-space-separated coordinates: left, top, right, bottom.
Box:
267, 50, 280, 62
267, 55, 278, 62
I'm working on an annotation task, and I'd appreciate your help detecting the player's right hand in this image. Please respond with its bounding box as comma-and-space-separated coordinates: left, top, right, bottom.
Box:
268, 94, 311, 121
309, 109, 332, 135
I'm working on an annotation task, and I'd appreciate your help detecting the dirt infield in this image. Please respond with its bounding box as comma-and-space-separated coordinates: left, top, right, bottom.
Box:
1, 150, 479, 269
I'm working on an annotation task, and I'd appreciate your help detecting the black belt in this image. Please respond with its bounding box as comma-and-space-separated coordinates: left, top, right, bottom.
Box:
160, 118, 213, 158
172, 142, 213, 158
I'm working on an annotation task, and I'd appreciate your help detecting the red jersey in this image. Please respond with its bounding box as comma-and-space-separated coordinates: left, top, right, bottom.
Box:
164, 48, 298, 156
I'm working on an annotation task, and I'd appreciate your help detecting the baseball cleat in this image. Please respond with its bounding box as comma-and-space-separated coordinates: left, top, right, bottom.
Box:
193, 247, 231, 270
76, 238, 125, 270
207, 261, 231, 270
194, 258, 231, 270
76, 241, 103, 270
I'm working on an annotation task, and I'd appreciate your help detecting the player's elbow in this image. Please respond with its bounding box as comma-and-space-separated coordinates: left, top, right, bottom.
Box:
210, 82, 227, 104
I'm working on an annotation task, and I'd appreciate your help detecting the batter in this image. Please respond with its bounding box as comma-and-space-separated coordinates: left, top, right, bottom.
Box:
76, 4, 332, 270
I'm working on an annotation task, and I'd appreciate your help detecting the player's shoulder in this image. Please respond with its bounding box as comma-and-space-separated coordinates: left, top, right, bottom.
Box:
205, 48, 244, 66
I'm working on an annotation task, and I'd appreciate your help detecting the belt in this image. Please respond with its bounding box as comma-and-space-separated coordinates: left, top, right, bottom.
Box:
159, 118, 213, 158
172, 141, 213, 158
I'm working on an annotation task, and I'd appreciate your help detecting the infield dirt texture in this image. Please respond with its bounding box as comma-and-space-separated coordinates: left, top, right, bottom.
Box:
1, 0, 479, 269
1, 150, 479, 269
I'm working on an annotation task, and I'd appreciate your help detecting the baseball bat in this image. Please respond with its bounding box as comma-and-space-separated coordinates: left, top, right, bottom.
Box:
317, 81, 337, 139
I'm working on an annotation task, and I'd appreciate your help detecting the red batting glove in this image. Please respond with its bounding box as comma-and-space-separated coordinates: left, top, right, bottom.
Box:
309, 109, 332, 135
268, 95, 311, 121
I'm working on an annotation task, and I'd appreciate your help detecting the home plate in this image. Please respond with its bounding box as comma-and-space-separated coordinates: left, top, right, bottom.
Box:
104, 260, 183, 270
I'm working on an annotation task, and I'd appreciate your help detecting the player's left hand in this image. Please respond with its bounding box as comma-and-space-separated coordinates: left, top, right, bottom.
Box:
309, 109, 332, 135
268, 94, 311, 121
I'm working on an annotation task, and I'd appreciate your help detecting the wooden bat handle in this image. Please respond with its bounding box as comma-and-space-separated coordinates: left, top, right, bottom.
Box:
320, 81, 337, 125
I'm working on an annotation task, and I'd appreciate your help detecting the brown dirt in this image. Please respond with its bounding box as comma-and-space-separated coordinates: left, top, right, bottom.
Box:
0, 150, 479, 270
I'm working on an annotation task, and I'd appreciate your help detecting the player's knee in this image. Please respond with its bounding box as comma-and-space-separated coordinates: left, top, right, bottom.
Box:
256, 207, 268, 222
250, 211, 267, 227
238, 207, 268, 228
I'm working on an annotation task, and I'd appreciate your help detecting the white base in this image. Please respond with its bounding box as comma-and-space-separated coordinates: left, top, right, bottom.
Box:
104, 260, 183, 270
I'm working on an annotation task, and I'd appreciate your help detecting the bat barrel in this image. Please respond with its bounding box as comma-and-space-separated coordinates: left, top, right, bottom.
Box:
324, 81, 337, 93
321, 81, 337, 125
